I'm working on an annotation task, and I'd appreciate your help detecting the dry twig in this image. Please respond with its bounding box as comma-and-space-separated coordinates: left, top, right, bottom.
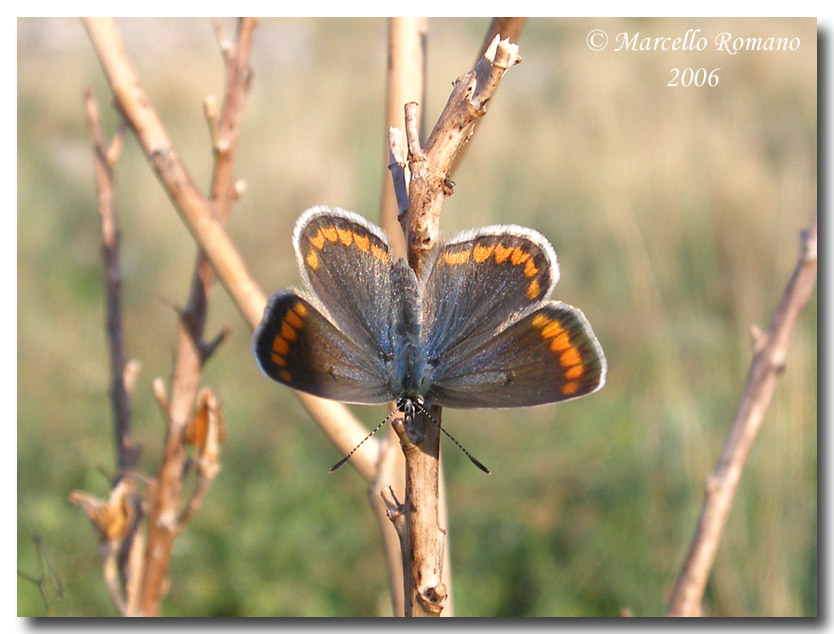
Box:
76, 19, 251, 616
83, 86, 137, 474
370, 17, 429, 617
388, 33, 521, 617
74, 87, 146, 617
382, 17, 426, 258
69, 479, 139, 614
666, 215, 817, 616
478, 18, 526, 62
82, 18, 396, 615
135, 17, 254, 616
82, 17, 377, 482
404, 34, 520, 276
18, 535, 63, 617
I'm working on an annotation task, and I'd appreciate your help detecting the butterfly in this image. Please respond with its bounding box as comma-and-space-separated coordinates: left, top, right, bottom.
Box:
253, 206, 606, 413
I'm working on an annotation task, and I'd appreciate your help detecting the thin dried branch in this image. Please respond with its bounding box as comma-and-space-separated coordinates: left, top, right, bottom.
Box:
82, 17, 265, 328
387, 127, 409, 222
83, 20, 387, 614
18, 535, 63, 617
405, 34, 520, 277
372, 17, 429, 618
666, 215, 817, 617
386, 29, 521, 618
381, 17, 426, 258
448, 18, 526, 172
370, 432, 407, 615
83, 86, 137, 474
82, 18, 374, 482
477, 18, 526, 61
137, 17, 254, 616
200, 325, 232, 362
391, 408, 446, 616
80, 86, 146, 616
101, 543, 126, 615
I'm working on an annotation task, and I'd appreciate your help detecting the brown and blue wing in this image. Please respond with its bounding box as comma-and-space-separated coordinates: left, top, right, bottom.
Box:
252, 291, 393, 405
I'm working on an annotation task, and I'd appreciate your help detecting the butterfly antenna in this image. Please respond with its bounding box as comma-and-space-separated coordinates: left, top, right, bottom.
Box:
329, 409, 398, 472
414, 402, 491, 475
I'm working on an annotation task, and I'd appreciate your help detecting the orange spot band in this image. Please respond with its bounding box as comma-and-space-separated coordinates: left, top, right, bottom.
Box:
550, 333, 571, 352
270, 352, 287, 367
560, 347, 581, 367
540, 320, 564, 339
280, 321, 297, 342
561, 381, 579, 395
510, 247, 530, 266
473, 244, 495, 262
309, 230, 325, 250
285, 309, 303, 329
531, 314, 551, 329
272, 337, 290, 355
371, 244, 388, 262
336, 228, 353, 246
353, 232, 370, 252
321, 226, 338, 242
494, 245, 513, 264
444, 250, 471, 266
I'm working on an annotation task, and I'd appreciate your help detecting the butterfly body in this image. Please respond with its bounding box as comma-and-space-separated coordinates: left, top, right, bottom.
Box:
253, 206, 606, 409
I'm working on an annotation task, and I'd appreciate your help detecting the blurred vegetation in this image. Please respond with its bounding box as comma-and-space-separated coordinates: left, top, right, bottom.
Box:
18, 17, 816, 617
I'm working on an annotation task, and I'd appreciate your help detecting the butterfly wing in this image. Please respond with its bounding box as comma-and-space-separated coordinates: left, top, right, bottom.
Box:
252, 291, 393, 404
423, 302, 606, 408
422, 225, 559, 368
293, 206, 399, 361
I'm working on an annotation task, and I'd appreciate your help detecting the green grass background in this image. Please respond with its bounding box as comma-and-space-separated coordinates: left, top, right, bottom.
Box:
17, 17, 816, 617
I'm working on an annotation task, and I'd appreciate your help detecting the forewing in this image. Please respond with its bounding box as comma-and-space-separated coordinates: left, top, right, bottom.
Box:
423, 302, 606, 409
293, 206, 397, 359
423, 225, 558, 367
252, 291, 393, 405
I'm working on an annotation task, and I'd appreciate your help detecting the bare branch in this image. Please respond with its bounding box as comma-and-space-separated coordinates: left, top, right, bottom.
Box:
18, 535, 63, 616
83, 86, 138, 474
82, 18, 375, 484
370, 430, 407, 615
391, 407, 446, 616
381, 17, 426, 258
666, 215, 818, 617
135, 17, 256, 616
404, 101, 425, 161
405, 34, 520, 277
477, 18, 526, 61
387, 127, 409, 221
79, 86, 148, 616
82, 17, 266, 328
387, 27, 521, 617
